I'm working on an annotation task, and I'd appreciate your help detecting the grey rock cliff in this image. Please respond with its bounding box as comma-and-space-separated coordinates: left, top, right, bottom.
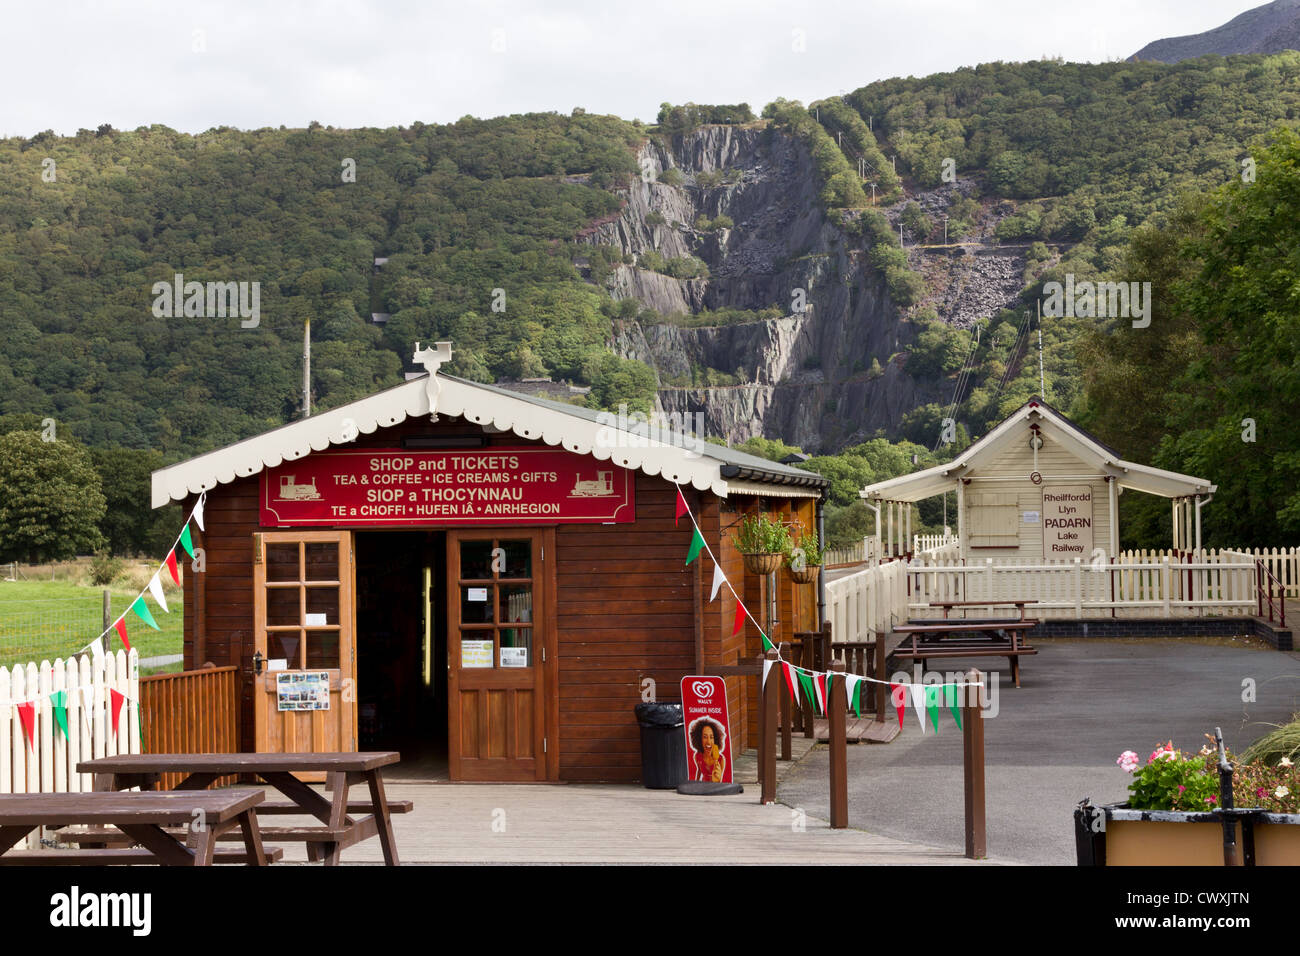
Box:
583, 124, 945, 453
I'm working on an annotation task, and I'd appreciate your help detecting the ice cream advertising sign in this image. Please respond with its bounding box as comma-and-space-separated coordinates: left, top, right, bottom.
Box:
261, 448, 634, 526
1042, 486, 1093, 558
681, 676, 733, 784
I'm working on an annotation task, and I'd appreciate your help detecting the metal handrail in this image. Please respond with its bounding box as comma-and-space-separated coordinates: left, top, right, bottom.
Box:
1257, 560, 1287, 627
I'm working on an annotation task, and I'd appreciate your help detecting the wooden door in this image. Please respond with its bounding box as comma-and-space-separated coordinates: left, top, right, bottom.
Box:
446, 530, 553, 781
253, 532, 357, 770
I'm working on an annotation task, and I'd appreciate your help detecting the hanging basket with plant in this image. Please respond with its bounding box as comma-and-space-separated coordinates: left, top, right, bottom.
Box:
784, 521, 823, 585
732, 513, 790, 575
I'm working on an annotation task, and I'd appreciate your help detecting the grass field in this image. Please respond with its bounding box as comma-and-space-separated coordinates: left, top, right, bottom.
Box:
0, 579, 183, 670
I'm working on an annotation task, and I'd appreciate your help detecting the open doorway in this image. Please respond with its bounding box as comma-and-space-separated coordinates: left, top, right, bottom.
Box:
355, 530, 448, 780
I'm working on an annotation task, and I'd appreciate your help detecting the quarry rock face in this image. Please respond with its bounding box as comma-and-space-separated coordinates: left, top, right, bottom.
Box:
584, 125, 941, 453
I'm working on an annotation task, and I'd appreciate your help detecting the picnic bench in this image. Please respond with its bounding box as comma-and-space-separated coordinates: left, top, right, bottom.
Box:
927, 600, 1038, 620
893, 601, 1039, 688
0, 790, 276, 866
77, 752, 410, 866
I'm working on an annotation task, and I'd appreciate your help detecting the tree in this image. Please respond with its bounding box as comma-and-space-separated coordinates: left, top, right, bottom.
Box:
91, 445, 180, 555
0, 431, 106, 562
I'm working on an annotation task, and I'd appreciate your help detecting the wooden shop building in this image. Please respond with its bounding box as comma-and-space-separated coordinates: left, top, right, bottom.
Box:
150, 346, 829, 782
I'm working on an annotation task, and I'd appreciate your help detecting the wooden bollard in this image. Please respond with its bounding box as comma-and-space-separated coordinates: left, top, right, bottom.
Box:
761, 648, 779, 804
828, 659, 848, 829
962, 668, 986, 860
778, 642, 793, 761
874, 631, 888, 722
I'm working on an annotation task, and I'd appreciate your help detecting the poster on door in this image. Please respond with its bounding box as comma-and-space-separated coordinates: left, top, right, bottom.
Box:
680, 676, 732, 784
1042, 486, 1093, 558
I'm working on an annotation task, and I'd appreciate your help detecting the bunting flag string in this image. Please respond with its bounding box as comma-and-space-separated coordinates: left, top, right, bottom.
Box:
672, 482, 977, 736
70, 491, 207, 658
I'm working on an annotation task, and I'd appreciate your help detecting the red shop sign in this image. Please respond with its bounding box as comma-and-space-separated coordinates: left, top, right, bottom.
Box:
680, 676, 732, 784
260, 448, 634, 527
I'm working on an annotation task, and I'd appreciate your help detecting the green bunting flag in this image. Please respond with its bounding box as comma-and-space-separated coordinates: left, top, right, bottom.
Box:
796, 671, 818, 715
848, 677, 862, 718
131, 595, 161, 631
925, 685, 941, 734
179, 524, 196, 558
761, 633, 773, 652
685, 527, 704, 565
53, 690, 68, 740
944, 684, 962, 731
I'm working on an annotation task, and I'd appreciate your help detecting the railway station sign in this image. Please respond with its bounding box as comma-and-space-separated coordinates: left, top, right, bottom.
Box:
261, 448, 634, 527
1042, 486, 1093, 558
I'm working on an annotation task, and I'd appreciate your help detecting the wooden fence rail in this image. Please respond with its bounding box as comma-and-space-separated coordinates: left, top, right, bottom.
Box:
139, 666, 239, 790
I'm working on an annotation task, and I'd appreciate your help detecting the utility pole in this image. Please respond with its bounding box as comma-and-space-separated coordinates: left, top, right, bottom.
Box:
1037, 300, 1045, 399
302, 316, 311, 418
943, 216, 949, 245
870, 182, 877, 203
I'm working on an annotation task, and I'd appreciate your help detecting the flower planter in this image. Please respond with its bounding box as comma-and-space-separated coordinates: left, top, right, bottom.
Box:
787, 565, 821, 585
742, 552, 783, 575
1075, 803, 1300, 866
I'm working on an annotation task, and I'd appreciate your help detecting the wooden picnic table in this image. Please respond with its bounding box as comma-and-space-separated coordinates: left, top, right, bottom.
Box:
892, 618, 1038, 688
926, 600, 1039, 621
0, 789, 272, 866
78, 752, 408, 866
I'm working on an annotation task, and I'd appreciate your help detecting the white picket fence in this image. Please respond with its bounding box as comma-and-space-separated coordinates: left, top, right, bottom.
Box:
824, 536, 881, 567
912, 533, 958, 556
825, 560, 909, 645
0, 649, 141, 797
904, 552, 1256, 620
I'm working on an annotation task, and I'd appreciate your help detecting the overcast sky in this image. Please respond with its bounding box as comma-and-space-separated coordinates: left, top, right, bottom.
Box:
0, 0, 1260, 136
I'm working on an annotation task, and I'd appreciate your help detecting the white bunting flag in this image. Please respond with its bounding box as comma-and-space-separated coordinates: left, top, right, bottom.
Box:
193, 493, 207, 532
843, 673, 860, 713
710, 563, 727, 602
908, 683, 928, 733
147, 572, 169, 614
762, 658, 774, 690
89, 636, 104, 662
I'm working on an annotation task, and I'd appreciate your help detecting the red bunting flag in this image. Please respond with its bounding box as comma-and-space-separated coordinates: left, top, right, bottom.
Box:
732, 600, 746, 636
675, 487, 688, 526
113, 617, 131, 651
815, 673, 828, 712
17, 701, 36, 749
890, 683, 907, 729
782, 662, 798, 703
110, 689, 125, 735
165, 550, 180, 585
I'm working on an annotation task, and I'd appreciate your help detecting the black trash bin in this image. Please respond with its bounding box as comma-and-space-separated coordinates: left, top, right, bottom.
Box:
634, 702, 686, 789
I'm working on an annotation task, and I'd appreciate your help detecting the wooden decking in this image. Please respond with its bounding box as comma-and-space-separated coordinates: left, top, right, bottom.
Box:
810, 717, 900, 744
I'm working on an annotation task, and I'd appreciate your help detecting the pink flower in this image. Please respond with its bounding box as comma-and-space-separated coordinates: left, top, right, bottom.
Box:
1117, 750, 1140, 773
1177, 785, 1186, 793
1207, 795, 1217, 804
1257, 787, 1269, 798
1147, 742, 1176, 764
